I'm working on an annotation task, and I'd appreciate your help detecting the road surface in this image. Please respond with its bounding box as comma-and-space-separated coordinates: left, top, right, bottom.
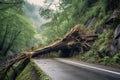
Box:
34, 58, 120, 80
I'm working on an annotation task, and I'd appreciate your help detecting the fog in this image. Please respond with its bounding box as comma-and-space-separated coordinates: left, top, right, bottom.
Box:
23, 1, 47, 32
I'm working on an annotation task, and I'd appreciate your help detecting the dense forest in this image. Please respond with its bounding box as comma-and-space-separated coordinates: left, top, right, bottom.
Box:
0, 0, 120, 65
0, 0, 120, 80
37, 0, 120, 64
0, 0, 36, 60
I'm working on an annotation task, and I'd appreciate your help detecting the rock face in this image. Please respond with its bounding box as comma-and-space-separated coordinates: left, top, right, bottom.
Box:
114, 25, 120, 39
111, 25, 120, 55
105, 10, 120, 24
105, 9, 120, 55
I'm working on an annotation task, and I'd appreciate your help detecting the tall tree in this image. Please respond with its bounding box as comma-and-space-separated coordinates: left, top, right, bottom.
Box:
0, 0, 35, 59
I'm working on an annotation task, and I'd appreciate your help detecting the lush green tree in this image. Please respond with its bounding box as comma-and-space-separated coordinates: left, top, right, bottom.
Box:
0, 0, 35, 59
38, 0, 120, 61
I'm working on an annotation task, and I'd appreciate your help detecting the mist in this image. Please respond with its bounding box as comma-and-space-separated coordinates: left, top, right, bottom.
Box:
23, 1, 47, 32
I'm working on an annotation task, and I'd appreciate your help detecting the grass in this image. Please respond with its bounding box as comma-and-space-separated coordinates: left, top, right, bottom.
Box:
73, 51, 120, 68
16, 61, 32, 80
16, 60, 50, 80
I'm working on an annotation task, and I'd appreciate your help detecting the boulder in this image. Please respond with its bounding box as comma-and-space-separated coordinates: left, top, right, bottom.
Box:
114, 25, 120, 39
105, 10, 120, 24
111, 25, 120, 55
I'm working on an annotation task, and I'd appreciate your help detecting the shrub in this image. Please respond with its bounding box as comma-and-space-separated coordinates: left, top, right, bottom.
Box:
112, 52, 120, 63
100, 56, 112, 64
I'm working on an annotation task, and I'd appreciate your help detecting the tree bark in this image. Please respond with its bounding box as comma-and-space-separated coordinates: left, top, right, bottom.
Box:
32, 24, 98, 57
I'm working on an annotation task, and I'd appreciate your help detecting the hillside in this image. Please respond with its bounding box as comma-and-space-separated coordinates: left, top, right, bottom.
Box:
38, 0, 120, 65
0, 0, 120, 80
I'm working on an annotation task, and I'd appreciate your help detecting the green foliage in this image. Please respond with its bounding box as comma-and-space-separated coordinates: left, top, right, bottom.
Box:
16, 61, 34, 80
78, 49, 100, 62
100, 53, 120, 65
38, 0, 111, 45
16, 60, 50, 80
0, 0, 36, 58
31, 60, 50, 80
100, 56, 111, 64
112, 52, 120, 63
39, 7, 55, 19
77, 51, 120, 65
37, 0, 120, 65
0, 0, 24, 14
93, 29, 113, 56
40, 19, 75, 44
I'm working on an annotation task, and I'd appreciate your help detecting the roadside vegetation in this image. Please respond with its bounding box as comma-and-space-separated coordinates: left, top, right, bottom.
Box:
0, 0, 36, 61
16, 60, 50, 80
37, 0, 120, 66
0, 58, 50, 80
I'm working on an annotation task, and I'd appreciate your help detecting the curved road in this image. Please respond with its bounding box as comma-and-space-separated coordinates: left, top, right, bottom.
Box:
34, 59, 120, 80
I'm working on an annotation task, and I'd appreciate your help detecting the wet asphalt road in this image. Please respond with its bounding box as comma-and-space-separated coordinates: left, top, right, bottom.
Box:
34, 59, 120, 80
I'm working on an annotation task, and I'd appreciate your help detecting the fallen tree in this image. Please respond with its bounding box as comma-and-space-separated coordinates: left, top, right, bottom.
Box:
32, 24, 98, 57
0, 24, 98, 79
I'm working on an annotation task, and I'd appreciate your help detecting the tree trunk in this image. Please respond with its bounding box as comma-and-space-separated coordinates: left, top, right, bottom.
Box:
32, 24, 98, 57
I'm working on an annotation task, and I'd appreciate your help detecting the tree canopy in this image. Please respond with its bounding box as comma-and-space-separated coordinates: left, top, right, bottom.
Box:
0, 0, 35, 59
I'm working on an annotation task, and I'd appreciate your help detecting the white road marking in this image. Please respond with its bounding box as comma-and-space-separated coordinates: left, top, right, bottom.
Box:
56, 59, 120, 75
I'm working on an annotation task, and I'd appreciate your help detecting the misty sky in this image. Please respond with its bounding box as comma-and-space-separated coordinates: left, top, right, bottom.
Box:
26, 0, 59, 10
24, 0, 59, 32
